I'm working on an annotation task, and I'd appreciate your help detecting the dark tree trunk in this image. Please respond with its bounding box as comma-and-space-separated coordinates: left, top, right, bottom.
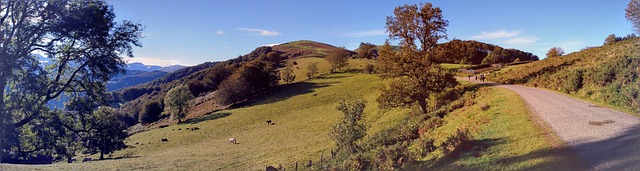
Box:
0, 76, 6, 162
100, 150, 104, 160
418, 99, 428, 114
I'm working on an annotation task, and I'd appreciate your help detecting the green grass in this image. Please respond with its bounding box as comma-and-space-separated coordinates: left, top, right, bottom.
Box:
288, 57, 374, 83
3, 73, 408, 171
420, 86, 585, 170
440, 63, 471, 69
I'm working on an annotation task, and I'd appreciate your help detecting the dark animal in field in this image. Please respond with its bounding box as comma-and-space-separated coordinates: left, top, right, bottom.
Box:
159, 125, 169, 128
265, 165, 278, 171
67, 158, 76, 163
161, 138, 168, 142
82, 157, 92, 163
266, 120, 272, 124
192, 127, 200, 130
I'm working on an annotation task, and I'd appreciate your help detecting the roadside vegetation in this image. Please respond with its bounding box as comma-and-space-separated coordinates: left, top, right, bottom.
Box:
489, 37, 640, 115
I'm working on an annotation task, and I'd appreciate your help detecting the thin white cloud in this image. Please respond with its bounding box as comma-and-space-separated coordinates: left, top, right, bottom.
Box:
344, 29, 386, 37
261, 43, 281, 47
237, 28, 282, 36
125, 57, 187, 67
216, 30, 224, 35
472, 30, 521, 39
504, 36, 540, 45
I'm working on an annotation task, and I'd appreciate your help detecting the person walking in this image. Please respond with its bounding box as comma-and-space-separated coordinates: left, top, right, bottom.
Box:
480, 74, 485, 82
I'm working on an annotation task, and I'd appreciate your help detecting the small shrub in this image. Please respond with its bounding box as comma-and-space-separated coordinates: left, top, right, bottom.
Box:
480, 104, 491, 111
329, 98, 368, 155
364, 64, 374, 74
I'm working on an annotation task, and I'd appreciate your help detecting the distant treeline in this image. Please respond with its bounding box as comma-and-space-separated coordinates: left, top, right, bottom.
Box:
431, 39, 539, 64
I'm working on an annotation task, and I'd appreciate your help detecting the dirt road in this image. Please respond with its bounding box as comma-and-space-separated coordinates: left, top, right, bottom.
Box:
460, 78, 640, 170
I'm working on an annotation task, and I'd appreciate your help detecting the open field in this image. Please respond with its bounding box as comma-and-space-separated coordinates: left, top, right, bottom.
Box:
1, 73, 408, 171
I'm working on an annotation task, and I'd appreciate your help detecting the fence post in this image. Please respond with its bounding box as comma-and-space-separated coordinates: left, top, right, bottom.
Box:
295, 161, 298, 171
320, 151, 323, 163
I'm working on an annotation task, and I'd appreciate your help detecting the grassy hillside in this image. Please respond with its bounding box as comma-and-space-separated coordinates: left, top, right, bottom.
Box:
272, 40, 355, 59
6, 73, 409, 170
286, 57, 374, 83
489, 38, 640, 115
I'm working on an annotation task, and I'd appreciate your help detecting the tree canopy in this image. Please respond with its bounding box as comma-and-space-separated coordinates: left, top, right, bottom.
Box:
377, 3, 458, 114
325, 47, 350, 72
546, 47, 565, 58
164, 85, 194, 123
0, 0, 142, 162
627, 0, 640, 33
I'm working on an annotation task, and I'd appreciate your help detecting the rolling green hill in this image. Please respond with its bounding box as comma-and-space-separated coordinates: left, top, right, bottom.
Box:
272, 40, 355, 59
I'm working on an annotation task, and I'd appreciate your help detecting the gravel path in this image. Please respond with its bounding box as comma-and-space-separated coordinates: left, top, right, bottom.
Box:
460, 78, 640, 170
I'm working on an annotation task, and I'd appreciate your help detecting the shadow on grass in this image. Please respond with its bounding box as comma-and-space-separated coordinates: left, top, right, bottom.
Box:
234, 81, 334, 108
99, 155, 141, 161
417, 123, 640, 170
412, 136, 587, 170
414, 138, 506, 170
181, 112, 232, 125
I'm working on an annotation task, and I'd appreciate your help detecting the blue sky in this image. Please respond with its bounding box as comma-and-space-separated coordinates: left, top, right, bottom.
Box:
110, 0, 633, 66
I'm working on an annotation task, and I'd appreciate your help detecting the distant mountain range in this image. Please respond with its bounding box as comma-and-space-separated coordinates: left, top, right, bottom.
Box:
126, 62, 186, 72
107, 70, 169, 91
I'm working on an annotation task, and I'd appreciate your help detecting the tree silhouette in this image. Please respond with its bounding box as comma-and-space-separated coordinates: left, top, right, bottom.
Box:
0, 0, 142, 161
627, 0, 640, 33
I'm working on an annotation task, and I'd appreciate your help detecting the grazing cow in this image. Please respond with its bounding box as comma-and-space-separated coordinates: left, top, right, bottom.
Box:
82, 157, 92, 163
229, 138, 237, 144
161, 138, 168, 142
67, 158, 77, 163
266, 120, 272, 125
192, 127, 200, 130
265, 165, 278, 171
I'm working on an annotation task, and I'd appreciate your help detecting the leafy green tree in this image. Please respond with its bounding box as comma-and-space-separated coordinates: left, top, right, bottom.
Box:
280, 61, 296, 84
83, 107, 128, 160
0, 0, 142, 162
377, 3, 458, 114
306, 62, 320, 78
164, 85, 194, 123
325, 48, 350, 72
546, 47, 565, 58
329, 98, 367, 155
139, 100, 163, 124
627, 0, 640, 33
